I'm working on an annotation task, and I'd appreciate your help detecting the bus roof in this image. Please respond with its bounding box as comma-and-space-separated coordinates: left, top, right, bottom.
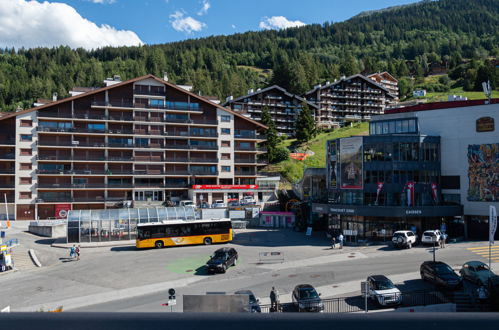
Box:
136, 218, 231, 227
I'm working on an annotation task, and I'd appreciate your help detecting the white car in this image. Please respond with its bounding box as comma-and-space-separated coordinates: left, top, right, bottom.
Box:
240, 196, 256, 204
421, 230, 442, 245
392, 230, 417, 249
212, 200, 226, 208
179, 200, 195, 207
362, 275, 402, 307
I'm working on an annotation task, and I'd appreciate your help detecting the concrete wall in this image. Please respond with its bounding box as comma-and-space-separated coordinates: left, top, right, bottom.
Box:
183, 295, 248, 312
395, 303, 456, 313
29, 223, 67, 238
199, 208, 227, 219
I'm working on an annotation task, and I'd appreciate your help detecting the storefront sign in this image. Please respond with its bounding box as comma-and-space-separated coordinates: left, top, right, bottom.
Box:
191, 185, 258, 190
476, 117, 494, 132
405, 209, 422, 215
55, 204, 72, 219
329, 208, 355, 214
339, 137, 363, 189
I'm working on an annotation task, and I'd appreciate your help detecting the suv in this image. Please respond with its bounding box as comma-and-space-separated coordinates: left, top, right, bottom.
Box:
292, 284, 324, 313
240, 196, 256, 205
362, 275, 402, 307
392, 230, 417, 249
212, 200, 226, 208
420, 261, 462, 289
234, 290, 261, 313
206, 247, 238, 274
421, 230, 442, 246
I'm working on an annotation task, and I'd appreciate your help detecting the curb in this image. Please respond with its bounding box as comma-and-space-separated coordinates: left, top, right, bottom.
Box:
51, 238, 135, 249
28, 249, 42, 267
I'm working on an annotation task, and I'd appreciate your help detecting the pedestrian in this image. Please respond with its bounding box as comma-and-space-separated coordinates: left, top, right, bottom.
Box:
270, 286, 279, 312
69, 245, 76, 259
331, 236, 336, 249
441, 233, 447, 248
338, 233, 344, 249
75, 245, 81, 261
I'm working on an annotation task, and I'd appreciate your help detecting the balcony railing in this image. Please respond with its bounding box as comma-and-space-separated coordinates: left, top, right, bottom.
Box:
0, 169, 15, 174
38, 183, 134, 189
234, 170, 257, 176
189, 158, 218, 163
0, 184, 15, 188
189, 170, 219, 176
133, 88, 166, 96
37, 127, 135, 135
92, 100, 204, 112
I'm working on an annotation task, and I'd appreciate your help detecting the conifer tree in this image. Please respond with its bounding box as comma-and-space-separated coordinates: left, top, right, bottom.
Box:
295, 102, 316, 144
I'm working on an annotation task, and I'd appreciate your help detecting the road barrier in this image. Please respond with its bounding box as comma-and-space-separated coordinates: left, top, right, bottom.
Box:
258, 251, 284, 264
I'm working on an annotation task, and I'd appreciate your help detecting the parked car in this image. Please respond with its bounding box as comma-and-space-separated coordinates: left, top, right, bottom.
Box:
362, 275, 402, 306
212, 200, 226, 208
206, 247, 238, 274
234, 290, 261, 313
291, 284, 324, 312
228, 201, 241, 207
421, 230, 442, 245
459, 261, 499, 286
392, 230, 417, 249
240, 196, 256, 204
420, 261, 463, 289
179, 200, 195, 207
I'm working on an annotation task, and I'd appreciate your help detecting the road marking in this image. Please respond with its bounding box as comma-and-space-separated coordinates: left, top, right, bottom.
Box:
258, 252, 367, 271
468, 246, 499, 251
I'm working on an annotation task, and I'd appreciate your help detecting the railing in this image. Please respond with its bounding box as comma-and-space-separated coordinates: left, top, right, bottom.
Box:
37, 127, 135, 135
189, 158, 218, 163
190, 144, 218, 150
92, 100, 204, 112
133, 88, 166, 96
38, 183, 134, 189
0, 139, 15, 145
189, 170, 218, 176
0, 155, 15, 160
234, 158, 257, 164
234, 170, 257, 176
0, 169, 15, 174
0, 184, 15, 188
164, 182, 189, 188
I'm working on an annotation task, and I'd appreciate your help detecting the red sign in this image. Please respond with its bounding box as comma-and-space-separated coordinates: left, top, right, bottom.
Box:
55, 204, 72, 219
191, 185, 259, 190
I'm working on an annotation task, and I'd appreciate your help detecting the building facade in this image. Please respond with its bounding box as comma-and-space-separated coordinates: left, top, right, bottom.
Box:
367, 72, 399, 100
0, 74, 268, 220
223, 85, 318, 137
304, 74, 396, 129
313, 120, 463, 241
376, 99, 499, 240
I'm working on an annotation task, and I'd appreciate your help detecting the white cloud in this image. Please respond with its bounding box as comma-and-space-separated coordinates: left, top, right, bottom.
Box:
231, 24, 236, 29
0, 0, 142, 49
197, 0, 210, 16
170, 10, 206, 34
259, 16, 306, 30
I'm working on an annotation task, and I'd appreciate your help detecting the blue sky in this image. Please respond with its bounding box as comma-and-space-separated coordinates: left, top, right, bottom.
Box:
0, 0, 420, 49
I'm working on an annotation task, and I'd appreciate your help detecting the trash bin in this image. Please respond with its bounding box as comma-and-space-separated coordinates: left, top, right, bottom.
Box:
0, 231, 5, 238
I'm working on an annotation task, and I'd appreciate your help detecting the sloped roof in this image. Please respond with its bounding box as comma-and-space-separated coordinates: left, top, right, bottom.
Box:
223, 85, 319, 109
0, 74, 267, 129
304, 74, 396, 98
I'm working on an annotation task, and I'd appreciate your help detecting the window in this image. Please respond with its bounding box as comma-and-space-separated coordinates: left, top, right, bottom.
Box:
221, 141, 231, 147
221, 153, 231, 160
20, 163, 32, 170
221, 128, 230, 135
20, 177, 32, 185
20, 120, 32, 127
20, 149, 32, 156
20, 135, 32, 142
19, 192, 32, 199
441, 176, 460, 190
221, 166, 231, 172
221, 115, 231, 122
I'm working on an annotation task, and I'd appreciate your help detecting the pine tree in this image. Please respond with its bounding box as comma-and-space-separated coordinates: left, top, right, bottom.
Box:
295, 102, 316, 144
261, 106, 280, 163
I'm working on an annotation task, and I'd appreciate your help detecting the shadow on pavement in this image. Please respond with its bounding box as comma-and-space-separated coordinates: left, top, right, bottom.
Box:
194, 265, 211, 276
232, 230, 329, 248
59, 257, 76, 263
110, 246, 137, 252
35, 238, 57, 245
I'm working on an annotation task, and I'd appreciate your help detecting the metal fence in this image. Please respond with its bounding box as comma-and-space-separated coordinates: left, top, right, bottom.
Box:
259, 290, 453, 314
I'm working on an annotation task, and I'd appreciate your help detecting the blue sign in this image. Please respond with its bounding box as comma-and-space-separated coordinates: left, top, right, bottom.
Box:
440, 223, 446, 232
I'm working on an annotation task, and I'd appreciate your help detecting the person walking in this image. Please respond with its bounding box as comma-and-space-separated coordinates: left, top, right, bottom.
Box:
338, 233, 344, 249
69, 245, 76, 260
331, 236, 336, 249
270, 287, 279, 312
75, 245, 81, 261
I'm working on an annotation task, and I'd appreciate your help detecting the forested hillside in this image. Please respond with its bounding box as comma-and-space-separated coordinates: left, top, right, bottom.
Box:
0, 0, 498, 111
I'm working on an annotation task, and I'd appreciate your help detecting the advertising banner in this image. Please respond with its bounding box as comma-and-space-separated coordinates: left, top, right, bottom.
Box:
55, 204, 72, 219
490, 206, 497, 244
192, 185, 258, 190
328, 141, 338, 189
467, 144, 499, 202
340, 137, 363, 189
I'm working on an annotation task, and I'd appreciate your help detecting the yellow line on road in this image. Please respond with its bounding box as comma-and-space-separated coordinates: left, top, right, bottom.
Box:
468, 246, 499, 251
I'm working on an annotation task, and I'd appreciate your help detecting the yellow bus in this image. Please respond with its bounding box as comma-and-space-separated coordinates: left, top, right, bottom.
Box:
136, 219, 233, 249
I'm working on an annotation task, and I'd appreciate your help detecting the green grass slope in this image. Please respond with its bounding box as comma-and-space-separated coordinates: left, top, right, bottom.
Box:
268, 122, 369, 184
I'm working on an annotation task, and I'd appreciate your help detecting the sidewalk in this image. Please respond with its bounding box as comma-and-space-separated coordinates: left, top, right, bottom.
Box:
51, 237, 135, 249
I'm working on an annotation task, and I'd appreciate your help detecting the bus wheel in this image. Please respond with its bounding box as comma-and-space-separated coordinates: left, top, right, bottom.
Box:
203, 237, 212, 245
155, 241, 164, 249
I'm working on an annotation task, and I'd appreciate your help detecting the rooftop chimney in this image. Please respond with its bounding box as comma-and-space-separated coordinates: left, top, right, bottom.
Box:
163, 72, 169, 82
52, 92, 58, 102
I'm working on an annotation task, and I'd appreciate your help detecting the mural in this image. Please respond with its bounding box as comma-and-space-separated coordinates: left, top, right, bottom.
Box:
467, 143, 499, 202
328, 141, 338, 189
340, 137, 363, 189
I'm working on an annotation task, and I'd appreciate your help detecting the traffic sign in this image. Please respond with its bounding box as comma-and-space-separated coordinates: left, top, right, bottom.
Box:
168, 299, 177, 306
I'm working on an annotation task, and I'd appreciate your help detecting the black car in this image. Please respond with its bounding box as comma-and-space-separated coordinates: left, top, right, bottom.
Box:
234, 290, 261, 313
291, 284, 324, 312
206, 247, 238, 274
420, 261, 463, 289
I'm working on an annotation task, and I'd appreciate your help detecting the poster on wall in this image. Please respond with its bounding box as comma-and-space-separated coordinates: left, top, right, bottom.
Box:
467, 143, 499, 202
340, 137, 363, 189
328, 141, 338, 189
55, 204, 72, 219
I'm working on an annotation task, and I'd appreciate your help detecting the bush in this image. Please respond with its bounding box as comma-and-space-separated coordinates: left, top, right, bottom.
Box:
273, 147, 290, 163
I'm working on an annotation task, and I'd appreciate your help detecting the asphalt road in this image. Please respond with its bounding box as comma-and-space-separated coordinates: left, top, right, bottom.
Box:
0, 225, 494, 313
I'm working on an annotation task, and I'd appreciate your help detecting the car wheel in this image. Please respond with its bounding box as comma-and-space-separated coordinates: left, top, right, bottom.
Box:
155, 240, 164, 249
203, 237, 212, 245
233, 258, 237, 266
221, 265, 227, 273
407, 242, 412, 249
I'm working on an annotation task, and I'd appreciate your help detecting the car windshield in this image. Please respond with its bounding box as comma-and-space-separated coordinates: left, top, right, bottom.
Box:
299, 287, 319, 300
249, 294, 257, 304
373, 279, 395, 290
435, 264, 455, 274
475, 264, 490, 272
213, 252, 228, 259
393, 233, 404, 237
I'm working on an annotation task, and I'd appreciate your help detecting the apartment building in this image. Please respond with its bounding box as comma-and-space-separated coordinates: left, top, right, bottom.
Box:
367, 72, 399, 100
223, 85, 319, 137
0, 74, 268, 220
304, 74, 396, 129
